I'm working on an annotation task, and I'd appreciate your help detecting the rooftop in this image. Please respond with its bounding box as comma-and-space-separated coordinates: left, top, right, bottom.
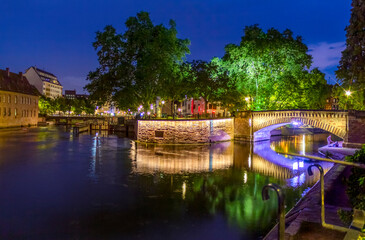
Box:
31, 66, 57, 78
0, 68, 40, 96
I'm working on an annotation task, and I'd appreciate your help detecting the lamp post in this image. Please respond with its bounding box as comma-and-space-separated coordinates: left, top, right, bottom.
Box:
345, 90, 351, 110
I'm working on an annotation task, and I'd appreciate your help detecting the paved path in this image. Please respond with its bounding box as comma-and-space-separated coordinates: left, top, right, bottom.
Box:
264, 147, 359, 240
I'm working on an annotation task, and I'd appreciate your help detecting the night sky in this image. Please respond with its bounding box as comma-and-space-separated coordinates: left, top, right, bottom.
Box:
1, 0, 351, 93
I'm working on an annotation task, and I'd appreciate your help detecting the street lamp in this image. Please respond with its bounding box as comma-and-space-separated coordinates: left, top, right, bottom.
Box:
345, 90, 352, 110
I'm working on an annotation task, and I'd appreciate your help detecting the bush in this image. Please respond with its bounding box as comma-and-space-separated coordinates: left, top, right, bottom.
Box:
346, 145, 365, 210
337, 208, 353, 226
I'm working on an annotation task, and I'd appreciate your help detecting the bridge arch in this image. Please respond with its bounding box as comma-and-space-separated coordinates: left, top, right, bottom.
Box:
253, 117, 347, 142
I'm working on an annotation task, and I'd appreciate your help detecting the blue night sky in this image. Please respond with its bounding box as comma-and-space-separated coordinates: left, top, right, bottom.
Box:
1, 0, 351, 93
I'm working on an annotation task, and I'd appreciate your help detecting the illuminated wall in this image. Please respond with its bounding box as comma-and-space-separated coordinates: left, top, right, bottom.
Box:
137, 118, 234, 144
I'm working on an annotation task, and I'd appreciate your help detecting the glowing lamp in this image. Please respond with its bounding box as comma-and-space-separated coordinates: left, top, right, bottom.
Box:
292, 121, 301, 126
293, 162, 298, 170
245, 97, 250, 102
345, 90, 351, 96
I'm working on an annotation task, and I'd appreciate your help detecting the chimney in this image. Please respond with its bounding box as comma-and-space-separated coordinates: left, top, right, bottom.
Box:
19, 72, 23, 80
6, 68, 9, 77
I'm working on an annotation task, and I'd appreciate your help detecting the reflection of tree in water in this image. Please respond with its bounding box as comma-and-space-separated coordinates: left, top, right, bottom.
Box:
185, 169, 306, 234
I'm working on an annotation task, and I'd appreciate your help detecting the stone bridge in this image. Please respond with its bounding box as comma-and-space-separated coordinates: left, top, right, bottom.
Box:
234, 110, 365, 148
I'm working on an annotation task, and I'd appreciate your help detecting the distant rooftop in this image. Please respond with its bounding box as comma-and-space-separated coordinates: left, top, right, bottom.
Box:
31, 66, 57, 78
27, 66, 62, 86
0, 68, 40, 96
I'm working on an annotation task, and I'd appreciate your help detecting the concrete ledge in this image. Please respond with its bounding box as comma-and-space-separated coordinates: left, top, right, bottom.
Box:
343, 142, 363, 149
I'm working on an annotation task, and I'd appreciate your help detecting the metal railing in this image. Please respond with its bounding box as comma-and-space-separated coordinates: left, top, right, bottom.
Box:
263, 152, 365, 239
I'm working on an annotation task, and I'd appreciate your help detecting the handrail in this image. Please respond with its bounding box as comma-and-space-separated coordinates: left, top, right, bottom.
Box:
262, 183, 285, 240
275, 151, 365, 169
307, 164, 349, 232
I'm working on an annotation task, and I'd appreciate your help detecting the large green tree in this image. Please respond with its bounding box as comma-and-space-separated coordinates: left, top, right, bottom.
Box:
85, 11, 190, 112
221, 25, 329, 110
188, 60, 232, 115
336, 0, 365, 110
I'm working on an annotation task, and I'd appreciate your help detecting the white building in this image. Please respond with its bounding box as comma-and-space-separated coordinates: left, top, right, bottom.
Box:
24, 66, 63, 99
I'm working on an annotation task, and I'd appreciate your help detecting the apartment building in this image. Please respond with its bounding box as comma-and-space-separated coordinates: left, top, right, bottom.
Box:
24, 66, 63, 98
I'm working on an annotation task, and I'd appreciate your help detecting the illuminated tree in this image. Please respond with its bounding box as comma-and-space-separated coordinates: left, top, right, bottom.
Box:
221, 25, 328, 110
85, 11, 190, 112
336, 0, 365, 110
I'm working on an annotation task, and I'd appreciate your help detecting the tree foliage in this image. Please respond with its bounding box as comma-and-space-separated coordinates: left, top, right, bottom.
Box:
85, 11, 190, 112
221, 25, 329, 110
346, 145, 365, 210
188, 60, 233, 114
38, 96, 96, 116
336, 0, 365, 110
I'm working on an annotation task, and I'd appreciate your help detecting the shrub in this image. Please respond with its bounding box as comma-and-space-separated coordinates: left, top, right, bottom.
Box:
346, 145, 365, 210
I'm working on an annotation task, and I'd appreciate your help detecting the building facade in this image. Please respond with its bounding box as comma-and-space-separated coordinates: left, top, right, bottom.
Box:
325, 97, 340, 110
64, 89, 89, 100
182, 97, 227, 117
24, 66, 63, 98
0, 68, 39, 127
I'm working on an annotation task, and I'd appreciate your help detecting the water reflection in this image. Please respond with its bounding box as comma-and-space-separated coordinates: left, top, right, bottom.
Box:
0, 128, 334, 239
126, 134, 333, 237
131, 142, 233, 174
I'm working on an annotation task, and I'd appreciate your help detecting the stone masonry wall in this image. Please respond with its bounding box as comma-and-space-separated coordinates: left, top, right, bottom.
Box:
346, 111, 365, 148
137, 118, 234, 144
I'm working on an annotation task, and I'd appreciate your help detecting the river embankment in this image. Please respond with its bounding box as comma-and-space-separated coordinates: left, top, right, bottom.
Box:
264, 145, 359, 240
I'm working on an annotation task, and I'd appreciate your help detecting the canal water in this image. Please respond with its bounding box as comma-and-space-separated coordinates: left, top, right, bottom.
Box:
0, 127, 333, 239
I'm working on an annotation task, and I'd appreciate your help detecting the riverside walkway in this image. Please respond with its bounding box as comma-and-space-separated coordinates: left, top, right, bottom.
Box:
264, 146, 363, 240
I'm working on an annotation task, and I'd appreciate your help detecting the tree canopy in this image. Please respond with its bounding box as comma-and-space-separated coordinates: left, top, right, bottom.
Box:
221, 25, 329, 110
85, 11, 190, 112
86, 15, 331, 114
188, 60, 234, 114
336, 0, 365, 110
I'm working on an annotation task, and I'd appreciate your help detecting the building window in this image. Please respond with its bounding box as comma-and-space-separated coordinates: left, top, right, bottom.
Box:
3, 108, 6, 116
15, 96, 17, 104
8, 95, 11, 103
14, 108, 17, 117
8, 108, 11, 116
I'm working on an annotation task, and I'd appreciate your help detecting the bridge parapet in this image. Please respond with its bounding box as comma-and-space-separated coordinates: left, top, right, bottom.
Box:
234, 110, 365, 147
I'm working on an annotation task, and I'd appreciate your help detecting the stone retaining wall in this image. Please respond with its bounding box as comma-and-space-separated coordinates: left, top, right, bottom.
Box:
137, 118, 234, 144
